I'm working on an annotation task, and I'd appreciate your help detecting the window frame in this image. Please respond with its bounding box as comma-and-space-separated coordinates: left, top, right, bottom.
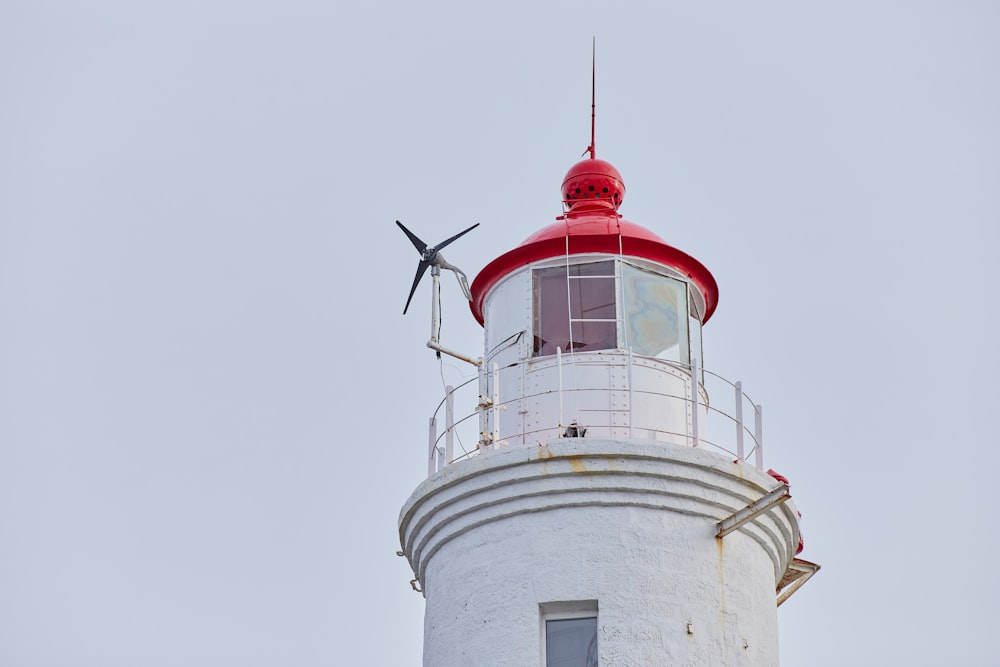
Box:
531, 255, 704, 366
533, 259, 619, 357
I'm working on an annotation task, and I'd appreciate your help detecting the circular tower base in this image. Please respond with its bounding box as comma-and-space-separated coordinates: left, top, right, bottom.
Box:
399, 440, 800, 666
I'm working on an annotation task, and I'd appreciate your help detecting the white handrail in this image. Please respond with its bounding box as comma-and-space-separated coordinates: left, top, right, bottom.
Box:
427, 353, 766, 475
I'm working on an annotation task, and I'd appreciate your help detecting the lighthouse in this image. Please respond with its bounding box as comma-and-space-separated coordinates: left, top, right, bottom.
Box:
397, 149, 818, 665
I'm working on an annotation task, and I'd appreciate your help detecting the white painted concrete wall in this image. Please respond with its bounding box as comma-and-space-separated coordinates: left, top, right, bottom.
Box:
399, 440, 799, 666
485, 351, 709, 447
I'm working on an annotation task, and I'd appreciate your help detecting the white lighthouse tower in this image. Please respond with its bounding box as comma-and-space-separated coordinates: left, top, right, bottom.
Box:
398, 150, 818, 666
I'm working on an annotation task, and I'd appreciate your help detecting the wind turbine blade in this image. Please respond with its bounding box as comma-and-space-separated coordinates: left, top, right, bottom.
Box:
433, 222, 479, 252
396, 220, 427, 254
403, 260, 431, 314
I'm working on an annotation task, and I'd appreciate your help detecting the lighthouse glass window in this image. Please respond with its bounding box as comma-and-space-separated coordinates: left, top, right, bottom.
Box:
621, 264, 689, 363
533, 261, 617, 356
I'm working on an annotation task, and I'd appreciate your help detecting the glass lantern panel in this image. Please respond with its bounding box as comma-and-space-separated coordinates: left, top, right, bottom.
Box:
622, 263, 689, 363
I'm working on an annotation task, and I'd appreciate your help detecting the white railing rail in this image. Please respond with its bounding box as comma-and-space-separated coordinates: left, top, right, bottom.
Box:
426, 353, 765, 477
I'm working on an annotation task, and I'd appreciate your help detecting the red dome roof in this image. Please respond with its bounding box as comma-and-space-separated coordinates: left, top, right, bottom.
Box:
561, 158, 626, 211
469, 158, 718, 325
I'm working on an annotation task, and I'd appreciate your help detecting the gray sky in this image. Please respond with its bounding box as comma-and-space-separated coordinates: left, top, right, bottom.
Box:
2, 1, 998, 665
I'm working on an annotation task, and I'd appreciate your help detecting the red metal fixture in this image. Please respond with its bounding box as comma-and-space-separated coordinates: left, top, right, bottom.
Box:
469, 158, 719, 325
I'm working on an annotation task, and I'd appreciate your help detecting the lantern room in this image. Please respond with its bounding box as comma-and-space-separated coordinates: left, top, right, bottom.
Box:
469, 157, 720, 447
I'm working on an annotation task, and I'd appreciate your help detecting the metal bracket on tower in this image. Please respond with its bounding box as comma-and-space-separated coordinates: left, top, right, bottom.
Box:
776, 558, 821, 606
716, 484, 790, 538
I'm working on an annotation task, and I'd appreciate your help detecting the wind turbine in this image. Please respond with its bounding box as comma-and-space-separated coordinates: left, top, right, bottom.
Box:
395, 220, 481, 366
396, 220, 478, 314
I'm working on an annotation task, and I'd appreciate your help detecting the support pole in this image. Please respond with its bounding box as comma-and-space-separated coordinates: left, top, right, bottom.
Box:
425, 265, 479, 366
429, 268, 440, 344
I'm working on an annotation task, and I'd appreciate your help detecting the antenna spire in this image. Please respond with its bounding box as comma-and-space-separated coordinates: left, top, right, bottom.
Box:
584, 37, 596, 159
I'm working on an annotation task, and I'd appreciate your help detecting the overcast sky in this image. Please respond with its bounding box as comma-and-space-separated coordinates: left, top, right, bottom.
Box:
2, 2, 998, 665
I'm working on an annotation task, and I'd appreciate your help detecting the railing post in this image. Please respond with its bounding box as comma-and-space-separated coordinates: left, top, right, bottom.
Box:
478, 363, 488, 451
754, 404, 763, 470
735, 381, 745, 460
492, 363, 501, 447
690, 357, 700, 448
445, 385, 454, 465
627, 347, 634, 438
428, 416, 437, 477
557, 346, 564, 429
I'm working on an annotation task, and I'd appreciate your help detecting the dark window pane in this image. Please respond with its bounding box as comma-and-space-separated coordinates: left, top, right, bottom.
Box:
534, 266, 569, 356
546, 617, 598, 667
534, 261, 617, 356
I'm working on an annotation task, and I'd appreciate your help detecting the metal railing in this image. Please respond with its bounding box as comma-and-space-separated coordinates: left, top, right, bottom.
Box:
425, 353, 764, 477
